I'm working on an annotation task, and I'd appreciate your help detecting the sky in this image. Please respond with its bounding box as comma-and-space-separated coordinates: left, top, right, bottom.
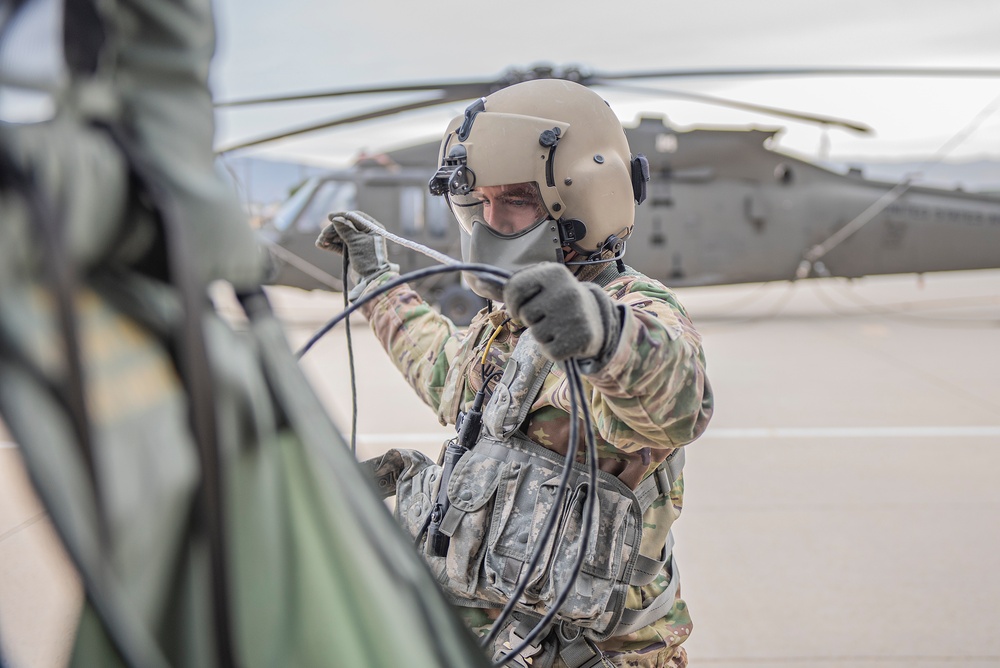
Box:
210, 0, 1000, 171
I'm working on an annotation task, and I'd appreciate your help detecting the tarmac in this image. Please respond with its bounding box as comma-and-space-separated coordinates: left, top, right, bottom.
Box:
2, 268, 999, 667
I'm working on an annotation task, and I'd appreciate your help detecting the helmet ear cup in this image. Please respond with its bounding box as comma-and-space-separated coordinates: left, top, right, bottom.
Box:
631, 155, 650, 205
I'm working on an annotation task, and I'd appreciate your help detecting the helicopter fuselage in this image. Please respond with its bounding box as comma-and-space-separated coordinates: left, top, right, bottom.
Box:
257, 116, 1000, 322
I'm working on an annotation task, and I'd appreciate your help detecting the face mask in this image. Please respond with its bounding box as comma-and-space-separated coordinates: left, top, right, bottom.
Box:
460, 220, 564, 302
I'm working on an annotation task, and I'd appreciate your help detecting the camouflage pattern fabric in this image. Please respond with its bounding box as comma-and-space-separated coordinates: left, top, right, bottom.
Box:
358, 264, 712, 666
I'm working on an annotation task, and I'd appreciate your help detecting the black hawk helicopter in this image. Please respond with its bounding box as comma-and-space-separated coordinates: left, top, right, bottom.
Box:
218, 64, 1000, 324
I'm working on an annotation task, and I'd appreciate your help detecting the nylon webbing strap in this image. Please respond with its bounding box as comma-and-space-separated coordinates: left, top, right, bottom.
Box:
615, 557, 681, 636
473, 437, 635, 502
633, 448, 684, 512
628, 531, 675, 587
496, 616, 610, 668
481, 329, 553, 440
493, 617, 552, 668
626, 448, 684, 587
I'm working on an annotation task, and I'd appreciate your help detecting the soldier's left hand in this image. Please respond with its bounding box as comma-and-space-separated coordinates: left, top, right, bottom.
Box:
503, 262, 622, 367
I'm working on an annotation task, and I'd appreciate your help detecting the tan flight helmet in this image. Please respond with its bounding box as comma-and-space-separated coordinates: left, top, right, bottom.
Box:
428, 79, 649, 299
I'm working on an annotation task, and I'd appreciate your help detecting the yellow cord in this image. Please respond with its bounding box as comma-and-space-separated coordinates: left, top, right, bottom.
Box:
480, 319, 509, 366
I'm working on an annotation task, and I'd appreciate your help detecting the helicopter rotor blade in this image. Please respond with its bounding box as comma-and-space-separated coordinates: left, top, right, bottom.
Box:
215, 80, 494, 108
586, 66, 1000, 82
217, 65, 1000, 108
213, 64, 595, 108
593, 80, 873, 133
217, 93, 456, 153
215, 64, 1000, 151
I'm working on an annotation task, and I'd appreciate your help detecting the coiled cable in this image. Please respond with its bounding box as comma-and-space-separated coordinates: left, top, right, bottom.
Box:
296, 228, 601, 667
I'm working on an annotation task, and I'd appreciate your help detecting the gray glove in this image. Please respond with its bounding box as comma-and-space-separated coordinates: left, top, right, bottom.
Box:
316, 210, 398, 299
503, 262, 623, 371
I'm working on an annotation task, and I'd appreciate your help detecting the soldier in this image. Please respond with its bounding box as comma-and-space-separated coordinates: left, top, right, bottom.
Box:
318, 79, 713, 667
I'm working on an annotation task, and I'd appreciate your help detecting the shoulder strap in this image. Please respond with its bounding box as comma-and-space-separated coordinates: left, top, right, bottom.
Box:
481, 329, 554, 439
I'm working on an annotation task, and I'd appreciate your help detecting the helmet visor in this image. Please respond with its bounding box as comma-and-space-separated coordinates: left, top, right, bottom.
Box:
449, 182, 549, 237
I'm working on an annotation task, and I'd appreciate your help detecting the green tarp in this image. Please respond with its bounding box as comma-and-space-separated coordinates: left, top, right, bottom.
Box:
0, 1, 488, 665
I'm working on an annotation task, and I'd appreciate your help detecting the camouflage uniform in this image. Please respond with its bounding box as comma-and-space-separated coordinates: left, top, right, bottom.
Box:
359, 263, 712, 667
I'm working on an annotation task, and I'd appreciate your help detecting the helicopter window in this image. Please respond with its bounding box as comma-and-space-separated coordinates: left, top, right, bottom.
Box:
295, 179, 358, 232
271, 177, 320, 232
655, 134, 678, 154
651, 217, 666, 246
775, 163, 794, 185
0, 0, 61, 124
426, 193, 450, 238
400, 187, 425, 234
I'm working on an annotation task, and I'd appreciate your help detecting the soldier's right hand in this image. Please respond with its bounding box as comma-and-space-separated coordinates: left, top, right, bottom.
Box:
316, 210, 396, 283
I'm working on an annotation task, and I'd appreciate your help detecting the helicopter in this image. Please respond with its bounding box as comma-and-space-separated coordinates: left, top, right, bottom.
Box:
223, 65, 1000, 324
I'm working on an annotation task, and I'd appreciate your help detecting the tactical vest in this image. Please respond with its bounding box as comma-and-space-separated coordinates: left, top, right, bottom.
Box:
367, 329, 684, 663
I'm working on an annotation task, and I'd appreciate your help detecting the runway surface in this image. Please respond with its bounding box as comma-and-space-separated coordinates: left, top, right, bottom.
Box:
2, 268, 999, 667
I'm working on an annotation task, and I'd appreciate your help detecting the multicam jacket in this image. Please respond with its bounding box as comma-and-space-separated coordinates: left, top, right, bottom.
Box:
359, 264, 713, 666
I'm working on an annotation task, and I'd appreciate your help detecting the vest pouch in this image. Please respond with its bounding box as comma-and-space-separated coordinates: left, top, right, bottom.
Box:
391, 448, 442, 540
464, 438, 646, 640
436, 449, 506, 597
483, 457, 566, 606
540, 482, 637, 632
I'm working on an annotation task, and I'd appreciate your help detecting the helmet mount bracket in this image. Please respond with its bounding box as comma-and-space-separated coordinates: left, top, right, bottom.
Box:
457, 98, 486, 142
428, 145, 475, 197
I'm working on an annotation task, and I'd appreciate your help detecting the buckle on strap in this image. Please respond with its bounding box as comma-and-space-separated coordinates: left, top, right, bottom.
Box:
493, 622, 548, 668
654, 465, 671, 496
556, 623, 610, 668
615, 556, 681, 636
634, 448, 685, 513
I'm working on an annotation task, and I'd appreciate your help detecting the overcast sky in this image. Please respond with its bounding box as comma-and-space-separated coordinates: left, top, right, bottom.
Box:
211, 0, 1000, 169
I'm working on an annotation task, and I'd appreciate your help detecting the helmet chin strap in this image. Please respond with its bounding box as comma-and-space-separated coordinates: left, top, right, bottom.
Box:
563, 233, 628, 274
556, 216, 629, 272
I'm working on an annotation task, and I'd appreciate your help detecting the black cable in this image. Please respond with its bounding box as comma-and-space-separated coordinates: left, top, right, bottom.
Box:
0, 136, 168, 667
482, 360, 583, 651
104, 124, 237, 668
342, 249, 358, 454
294, 250, 601, 665
295, 262, 510, 358
490, 359, 599, 666
0, 152, 107, 545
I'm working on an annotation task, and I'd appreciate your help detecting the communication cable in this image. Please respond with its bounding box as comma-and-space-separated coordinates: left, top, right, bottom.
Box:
295, 262, 509, 358
298, 225, 602, 666
478, 317, 509, 382
295, 259, 589, 647
348, 213, 465, 267
342, 248, 358, 454
483, 358, 584, 652
490, 359, 599, 666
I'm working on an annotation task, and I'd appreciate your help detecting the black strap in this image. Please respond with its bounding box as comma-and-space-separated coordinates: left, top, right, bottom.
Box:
108, 124, 238, 668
